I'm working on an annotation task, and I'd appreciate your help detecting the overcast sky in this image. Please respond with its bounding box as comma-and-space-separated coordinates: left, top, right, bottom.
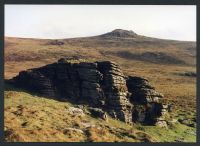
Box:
5, 5, 196, 41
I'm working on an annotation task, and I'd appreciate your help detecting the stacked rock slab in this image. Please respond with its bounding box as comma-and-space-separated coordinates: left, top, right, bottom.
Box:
14, 70, 56, 97
11, 58, 169, 125
75, 62, 104, 106
126, 76, 167, 124
97, 61, 132, 123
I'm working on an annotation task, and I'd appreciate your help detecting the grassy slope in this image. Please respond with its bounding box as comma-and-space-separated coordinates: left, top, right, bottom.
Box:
4, 89, 196, 142
4, 35, 196, 142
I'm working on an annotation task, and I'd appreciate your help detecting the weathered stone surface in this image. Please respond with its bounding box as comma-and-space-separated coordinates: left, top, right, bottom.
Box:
11, 58, 170, 125
88, 107, 108, 121
68, 107, 85, 117
155, 120, 168, 128
126, 76, 167, 124
97, 61, 133, 124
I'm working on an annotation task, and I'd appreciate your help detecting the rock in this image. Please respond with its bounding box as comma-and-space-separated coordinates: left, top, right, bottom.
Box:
168, 104, 173, 112
80, 121, 95, 128
170, 119, 178, 123
97, 61, 133, 124
184, 130, 196, 136
88, 108, 108, 121
11, 58, 169, 125
178, 119, 196, 127
100, 29, 138, 38
126, 76, 166, 124
138, 111, 146, 122
162, 104, 168, 109
155, 120, 168, 128
175, 137, 185, 142
47, 40, 64, 46
183, 72, 196, 77
178, 71, 196, 77
68, 107, 85, 117
63, 128, 84, 135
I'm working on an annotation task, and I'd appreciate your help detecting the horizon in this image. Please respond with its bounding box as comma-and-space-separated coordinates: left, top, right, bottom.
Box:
5, 5, 196, 41
4, 28, 196, 42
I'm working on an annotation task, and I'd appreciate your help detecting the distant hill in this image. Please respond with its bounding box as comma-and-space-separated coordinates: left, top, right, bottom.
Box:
5, 29, 196, 79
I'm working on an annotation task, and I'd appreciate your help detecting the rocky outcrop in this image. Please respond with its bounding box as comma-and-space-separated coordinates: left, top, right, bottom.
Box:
47, 40, 64, 45
99, 29, 138, 38
126, 76, 168, 125
11, 58, 170, 125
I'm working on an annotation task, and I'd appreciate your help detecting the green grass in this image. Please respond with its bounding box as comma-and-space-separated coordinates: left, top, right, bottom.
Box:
4, 89, 196, 142
140, 123, 196, 142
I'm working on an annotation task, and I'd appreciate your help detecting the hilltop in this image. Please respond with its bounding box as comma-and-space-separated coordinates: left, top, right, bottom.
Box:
99, 29, 138, 38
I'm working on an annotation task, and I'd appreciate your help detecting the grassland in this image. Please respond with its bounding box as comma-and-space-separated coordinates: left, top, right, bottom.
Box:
4, 88, 196, 142
4, 33, 196, 142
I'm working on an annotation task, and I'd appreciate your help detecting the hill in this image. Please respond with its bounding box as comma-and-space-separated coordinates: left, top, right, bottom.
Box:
5, 29, 196, 79
4, 29, 196, 142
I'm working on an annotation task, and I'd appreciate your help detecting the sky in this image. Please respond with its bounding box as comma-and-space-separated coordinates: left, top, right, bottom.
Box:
5, 5, 196, 41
